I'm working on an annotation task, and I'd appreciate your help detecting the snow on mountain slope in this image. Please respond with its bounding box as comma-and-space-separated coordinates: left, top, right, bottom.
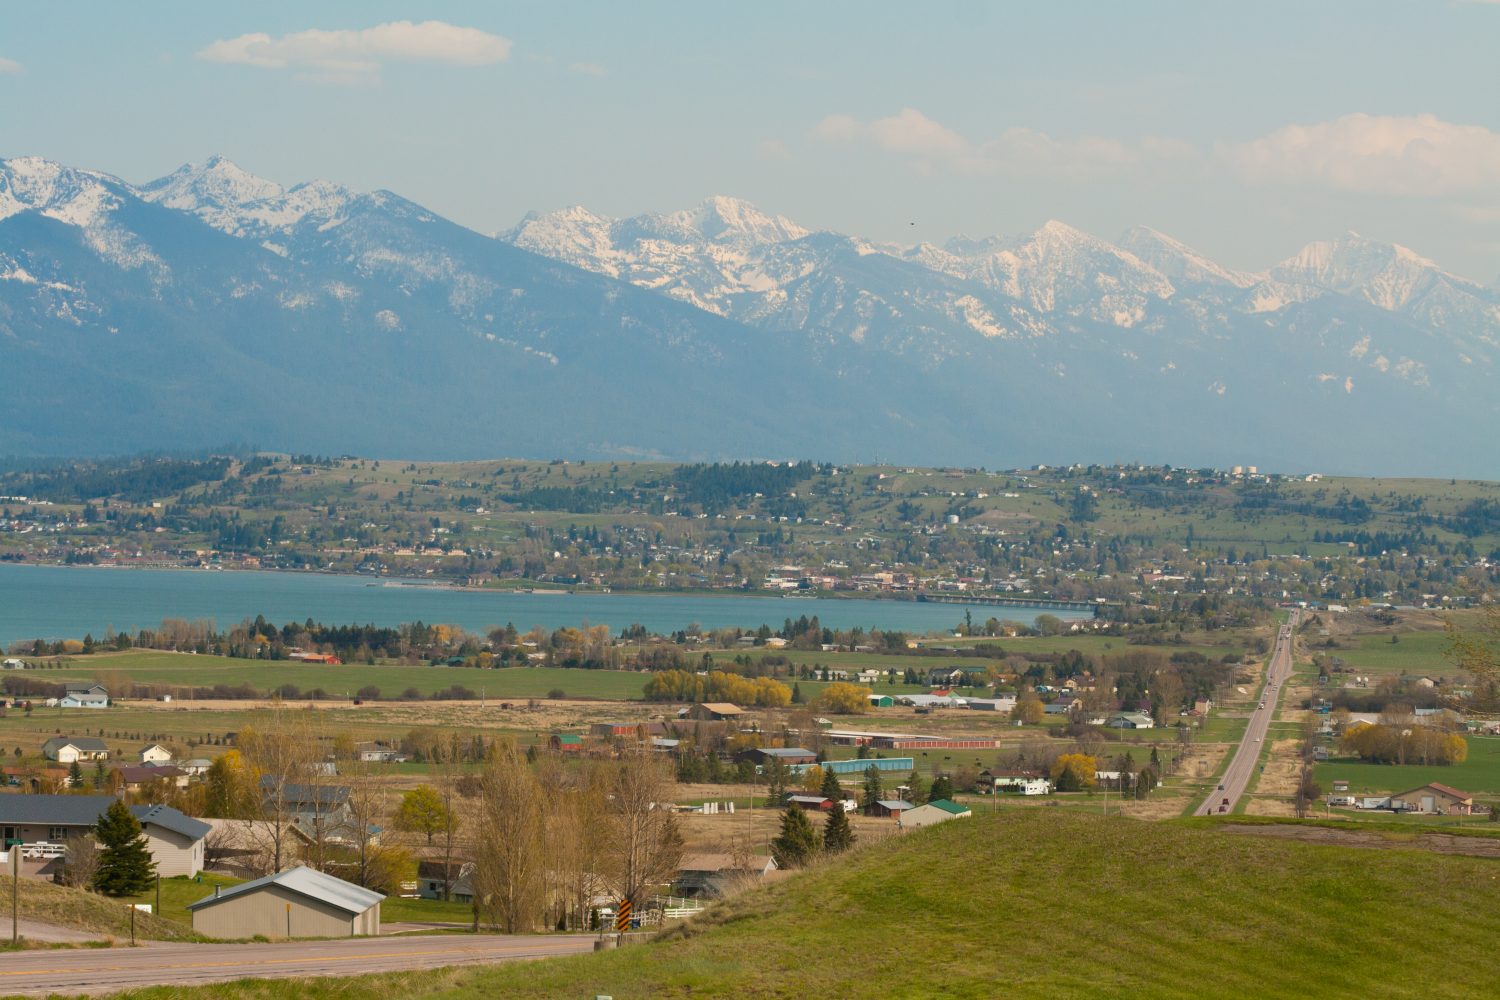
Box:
505, 196, 822, 318
1118, 226, 1259, 289
138, 156, 353, 240
911, 220, 1175, 327
5, 153, 1500, 473
0, 157, 128, 229
0, 157, 167, 273
1269, 232, 1500, 339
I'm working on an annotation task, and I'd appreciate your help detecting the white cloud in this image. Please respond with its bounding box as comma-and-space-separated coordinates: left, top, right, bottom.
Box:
757, 138, 793, 162
196, 20, 511, 82
1224, 113, 1500, 197
815, 108, 967, 157
568, 62, 606, 77
814, 109, 1188, 177
0, 57, 23, 75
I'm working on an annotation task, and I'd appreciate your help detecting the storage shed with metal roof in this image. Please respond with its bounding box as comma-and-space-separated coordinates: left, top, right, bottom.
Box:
188, 866, 383, 938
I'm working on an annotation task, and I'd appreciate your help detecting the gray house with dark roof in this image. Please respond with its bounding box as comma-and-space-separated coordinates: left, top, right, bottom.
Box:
0, 794, 210, 876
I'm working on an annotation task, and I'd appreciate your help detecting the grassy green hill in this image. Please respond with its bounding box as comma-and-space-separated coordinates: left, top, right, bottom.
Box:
66, 810, 1500, 999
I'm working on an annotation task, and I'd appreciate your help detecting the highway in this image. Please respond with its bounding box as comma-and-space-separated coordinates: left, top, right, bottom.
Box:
0, 931, 595, 996
1195, 611, 1299, 817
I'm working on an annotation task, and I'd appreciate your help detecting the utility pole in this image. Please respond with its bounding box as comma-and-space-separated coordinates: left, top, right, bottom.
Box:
11, 845, 19, 945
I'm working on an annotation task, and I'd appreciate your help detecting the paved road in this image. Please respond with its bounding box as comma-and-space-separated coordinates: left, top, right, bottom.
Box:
0, 932, 595, 996
1196, 611, 1299, 817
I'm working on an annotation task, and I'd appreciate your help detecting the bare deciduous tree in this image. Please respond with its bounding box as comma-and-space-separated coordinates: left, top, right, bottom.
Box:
473, 744, 545, 933
601, 748, 683, 912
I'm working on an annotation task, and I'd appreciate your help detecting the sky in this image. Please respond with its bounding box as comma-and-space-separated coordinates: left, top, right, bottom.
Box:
3, 1, 1499, 280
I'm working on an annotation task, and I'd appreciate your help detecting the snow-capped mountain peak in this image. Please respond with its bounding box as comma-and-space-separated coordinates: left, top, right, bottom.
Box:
502, 205, 623, 275
1271, 232, 1454, 311
138, 155, 284, 212
634, 195, 808, 246
136, 159, 352, 240
0, 156, 127, 227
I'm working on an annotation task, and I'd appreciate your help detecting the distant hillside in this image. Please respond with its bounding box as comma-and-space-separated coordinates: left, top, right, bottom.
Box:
102, 811, 1500, 999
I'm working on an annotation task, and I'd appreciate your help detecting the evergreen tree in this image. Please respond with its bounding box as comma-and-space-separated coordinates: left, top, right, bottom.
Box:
770, 804, 818, 869
861, 764, 883, 811
92, 800, 156, 896
765, 756, 788, 805
68, 760, 84, 789
791, 682, 804, 704
929, 774, 955, 802
823, 800, 855, 854
906, 769, 930, 806
92, 759, 107, 789
819, 767, 841, 802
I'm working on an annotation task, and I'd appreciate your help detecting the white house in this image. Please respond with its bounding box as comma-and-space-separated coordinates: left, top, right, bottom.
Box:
1, 658, 26, 670
138, 743, 174, 765
42, 736, 110, 763
59, 683, 109, 709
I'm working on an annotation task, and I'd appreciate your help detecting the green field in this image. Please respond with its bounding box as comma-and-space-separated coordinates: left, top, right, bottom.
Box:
1317, 629, 1457, 679
1316, 735, 1500, 798
42, 650, 650, 701
64, 810, 1500, 1000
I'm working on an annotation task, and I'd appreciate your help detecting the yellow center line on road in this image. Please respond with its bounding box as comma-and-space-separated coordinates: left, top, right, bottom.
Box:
0, 943, 575, 978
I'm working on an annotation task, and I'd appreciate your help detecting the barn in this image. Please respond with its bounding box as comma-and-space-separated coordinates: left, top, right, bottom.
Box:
188, 866, 383, 939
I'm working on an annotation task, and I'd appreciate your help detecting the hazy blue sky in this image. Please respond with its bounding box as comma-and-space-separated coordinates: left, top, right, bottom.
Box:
4, 2, 1498, 278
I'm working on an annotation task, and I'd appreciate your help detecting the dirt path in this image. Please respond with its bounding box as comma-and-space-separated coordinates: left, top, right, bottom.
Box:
11, 917, 112, 944
1223, 823, 1500, 858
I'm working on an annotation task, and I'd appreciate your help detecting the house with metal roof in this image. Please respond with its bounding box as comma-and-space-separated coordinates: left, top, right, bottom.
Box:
188, 866, 383, 938
41, 736, 109, 763
863, 799, 914, 819
898, 798, 973, 830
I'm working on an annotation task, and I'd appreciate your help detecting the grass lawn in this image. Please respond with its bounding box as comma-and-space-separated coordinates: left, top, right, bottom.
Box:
123, 872, 242, 927
1315, 735, 1500, 797
66, 810, 1500, 999
380, 895, 474, 925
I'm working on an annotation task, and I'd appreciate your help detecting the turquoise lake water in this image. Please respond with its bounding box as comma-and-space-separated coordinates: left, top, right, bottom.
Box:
0, 563, 1089, 645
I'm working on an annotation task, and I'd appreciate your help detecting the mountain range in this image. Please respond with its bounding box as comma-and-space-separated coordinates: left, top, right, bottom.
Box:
2, 154, 1497, 476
